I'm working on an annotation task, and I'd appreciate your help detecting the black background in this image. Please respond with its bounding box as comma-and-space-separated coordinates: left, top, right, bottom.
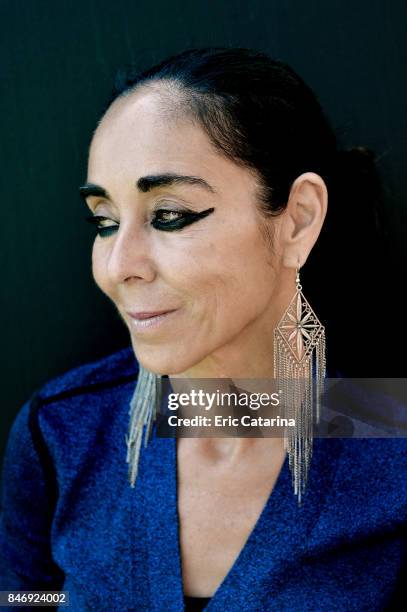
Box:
1, 0, 406, 467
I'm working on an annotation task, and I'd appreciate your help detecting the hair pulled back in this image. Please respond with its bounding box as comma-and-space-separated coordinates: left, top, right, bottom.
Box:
99, 47, 394, 376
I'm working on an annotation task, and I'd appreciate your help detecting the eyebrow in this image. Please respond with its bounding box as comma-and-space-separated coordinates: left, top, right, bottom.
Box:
79, 173, 216, 201
136, 173, 216, 193
79, 183, 109, 200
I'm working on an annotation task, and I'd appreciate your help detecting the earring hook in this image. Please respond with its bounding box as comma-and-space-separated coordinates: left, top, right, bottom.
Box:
296, 262, 302, 291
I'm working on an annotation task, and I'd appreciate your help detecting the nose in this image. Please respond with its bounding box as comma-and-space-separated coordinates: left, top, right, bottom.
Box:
105, 220, 156, 284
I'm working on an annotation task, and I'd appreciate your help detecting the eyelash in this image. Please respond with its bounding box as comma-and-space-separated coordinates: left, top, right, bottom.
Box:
85, 208, 194, 237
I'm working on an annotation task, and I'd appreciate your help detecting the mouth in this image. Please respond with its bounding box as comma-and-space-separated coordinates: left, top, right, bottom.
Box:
125, 308, 179, 331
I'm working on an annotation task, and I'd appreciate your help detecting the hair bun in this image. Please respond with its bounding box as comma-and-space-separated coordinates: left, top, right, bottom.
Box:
328, 144, 389, 242
336, 145, 377, 167
346, 145, 375, 158
332, 145, 379, 186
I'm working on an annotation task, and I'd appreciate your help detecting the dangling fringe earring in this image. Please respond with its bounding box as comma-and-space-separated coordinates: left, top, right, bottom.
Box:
273, 264, 326, 506
125, 363, 162, 487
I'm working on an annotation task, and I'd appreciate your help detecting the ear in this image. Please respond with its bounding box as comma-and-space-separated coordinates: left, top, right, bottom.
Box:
280, 172, 328, 268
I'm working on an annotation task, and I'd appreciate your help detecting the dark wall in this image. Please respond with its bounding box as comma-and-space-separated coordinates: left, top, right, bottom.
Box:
1, 0, 406, 465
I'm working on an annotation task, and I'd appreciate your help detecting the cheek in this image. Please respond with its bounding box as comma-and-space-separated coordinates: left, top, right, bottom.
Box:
91, 242, 111, 297
174, 225, 274, 324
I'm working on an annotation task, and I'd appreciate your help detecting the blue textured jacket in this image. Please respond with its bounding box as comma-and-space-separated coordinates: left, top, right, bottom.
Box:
0, 346, 405, 611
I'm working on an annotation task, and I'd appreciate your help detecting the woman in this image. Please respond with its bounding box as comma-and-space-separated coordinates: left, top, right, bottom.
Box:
0, 48, 405, 611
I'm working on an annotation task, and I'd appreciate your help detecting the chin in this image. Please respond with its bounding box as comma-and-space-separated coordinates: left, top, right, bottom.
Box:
130, 338, 195, 376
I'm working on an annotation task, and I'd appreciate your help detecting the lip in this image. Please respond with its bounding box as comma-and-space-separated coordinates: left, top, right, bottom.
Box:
126, 308, 179, 331
127, 309, 177, 320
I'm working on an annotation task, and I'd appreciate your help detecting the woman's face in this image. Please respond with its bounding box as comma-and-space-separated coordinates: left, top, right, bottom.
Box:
84, 87, 286, 377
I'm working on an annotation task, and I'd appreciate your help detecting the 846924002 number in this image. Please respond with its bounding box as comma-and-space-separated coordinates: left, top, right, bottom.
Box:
0, 591, 69, 607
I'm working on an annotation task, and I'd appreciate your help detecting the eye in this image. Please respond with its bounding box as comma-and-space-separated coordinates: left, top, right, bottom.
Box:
151, 207, 215, 231
151, 208, 185, 229
84, 206, 216, 237
156, 210, 183, 222
85, 215, 119, 238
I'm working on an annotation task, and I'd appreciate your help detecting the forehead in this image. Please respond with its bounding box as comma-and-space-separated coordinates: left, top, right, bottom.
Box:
87, 87, 260, 204
88, 88, 218, 178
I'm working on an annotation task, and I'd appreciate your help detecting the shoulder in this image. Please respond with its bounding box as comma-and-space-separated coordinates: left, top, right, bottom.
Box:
7, 345, 139, 458
28, 345, 140, 458
35, 345, 139, 403
311, 437, 407, 546
335, 437, 406, 495
3, 346, 140, 490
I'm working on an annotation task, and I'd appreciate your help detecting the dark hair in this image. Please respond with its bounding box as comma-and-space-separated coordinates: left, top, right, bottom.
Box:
99, 47, 395, 376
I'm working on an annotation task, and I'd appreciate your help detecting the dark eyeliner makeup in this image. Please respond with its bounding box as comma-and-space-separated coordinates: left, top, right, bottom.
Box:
85, 215, 119, 238
84, 206, 215, 237
151, 207, 215, 231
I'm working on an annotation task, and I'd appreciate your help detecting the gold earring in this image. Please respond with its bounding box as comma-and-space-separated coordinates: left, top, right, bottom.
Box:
273, 263, 326, 505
